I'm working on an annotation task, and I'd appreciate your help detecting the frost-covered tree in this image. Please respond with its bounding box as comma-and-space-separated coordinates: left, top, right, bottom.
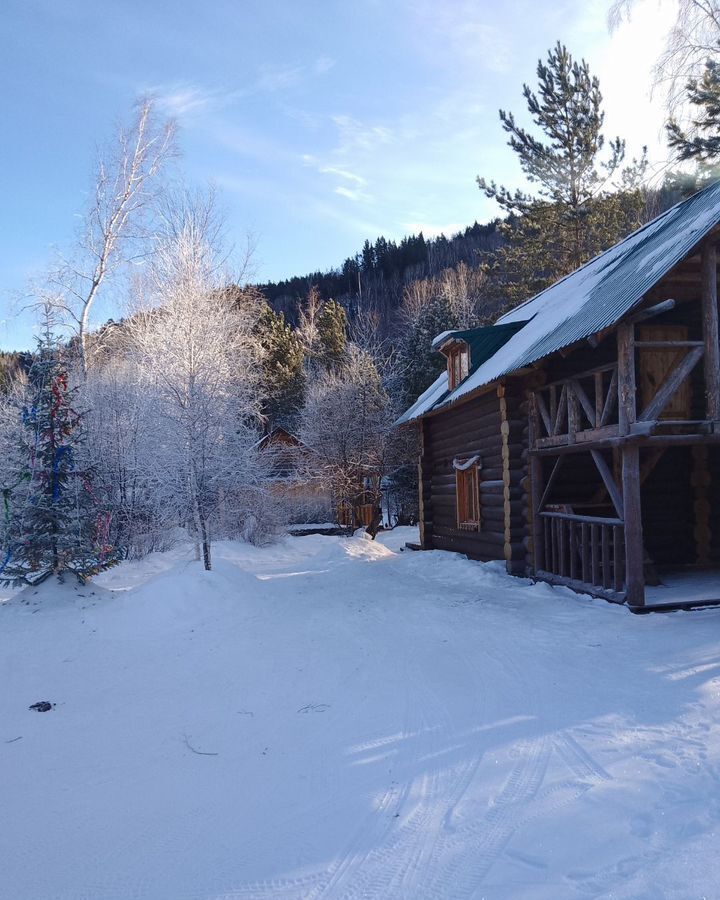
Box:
0, 320, 119, 586
300, 345, 394, 533
610, 0, 720, 112
395, 283, 459, 410
129, 224, 266, 569
50, 99, 175, 377
82, 353, 170, 559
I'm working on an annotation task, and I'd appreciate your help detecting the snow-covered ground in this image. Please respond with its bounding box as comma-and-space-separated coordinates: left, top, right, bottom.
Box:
2, 528, 720, 899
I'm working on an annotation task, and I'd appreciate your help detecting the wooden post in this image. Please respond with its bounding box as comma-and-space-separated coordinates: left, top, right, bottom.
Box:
499, 384, 514, 571
418, 419, 433, 550
529, 397, 545, 575
622, 444, 645, 607
617, 322, 636, 436
692, 445, 711, 565
701, 241, 720, 422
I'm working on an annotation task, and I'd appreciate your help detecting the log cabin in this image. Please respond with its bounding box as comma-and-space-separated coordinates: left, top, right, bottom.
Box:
256, 427, 333, 523
397, 181, 720, 611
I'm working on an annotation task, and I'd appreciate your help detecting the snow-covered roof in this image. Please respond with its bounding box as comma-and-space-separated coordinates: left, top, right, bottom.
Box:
395, 322, 526, 426
431, 330, 454, 350
397, 180, 720, 425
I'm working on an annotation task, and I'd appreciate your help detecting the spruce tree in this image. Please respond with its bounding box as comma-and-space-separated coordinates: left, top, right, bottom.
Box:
0, 329, 119, 586
397, 293, 459, 409
257, 304, 305, 428
668, 56, 720, 177
316, 299, 347, 370
478, 42, 646, 307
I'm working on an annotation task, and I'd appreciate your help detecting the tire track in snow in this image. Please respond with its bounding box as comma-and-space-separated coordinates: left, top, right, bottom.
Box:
308, 648, 442, 900
323, 618, 493, 899
419, 735, 552, 899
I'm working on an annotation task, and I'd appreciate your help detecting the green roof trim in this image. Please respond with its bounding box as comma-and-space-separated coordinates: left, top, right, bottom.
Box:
437, 321, 529, 380
393, 321, 529, 425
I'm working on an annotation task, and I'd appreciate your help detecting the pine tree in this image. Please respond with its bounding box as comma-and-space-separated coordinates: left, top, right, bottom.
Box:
257, 304, 305, 428
0, 328, 119, 586
396, 292, 459, 409
478, 42, 646, 307
316, 299, 347, 370
668, 56, 720, 178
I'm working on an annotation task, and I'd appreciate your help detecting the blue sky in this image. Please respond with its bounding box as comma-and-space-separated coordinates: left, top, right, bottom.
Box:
1, 0, 674, 350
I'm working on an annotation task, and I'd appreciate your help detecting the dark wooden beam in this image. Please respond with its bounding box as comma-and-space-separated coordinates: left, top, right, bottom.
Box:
590, 450, 624, 519
599, 367, 618, 427
529, 404, 545, 573
629, 298, 676, 324
570, 378, 596, 427
538, 456, 565, 511
622, 444, 644, 607
535, 391, 552, 436
617, 323, 636, 437
638, 346, 703, 421
701, 241, 720, 421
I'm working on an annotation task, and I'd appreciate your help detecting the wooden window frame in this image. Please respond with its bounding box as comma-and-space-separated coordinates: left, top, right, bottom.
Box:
447, 344, 470, 390
455, 460, 481, 531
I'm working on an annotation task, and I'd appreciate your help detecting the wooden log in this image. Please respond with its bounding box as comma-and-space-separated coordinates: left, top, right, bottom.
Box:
526, 398, 540, 571
617, 323, 636, 436
600, 367, 618, 426
571, 378, 596, 427
419, 419, 432, 549
613, 525, 624, 593
590, 450, 624, 519
638, 345, 704, 422
629, 298, 676, 324
622, 444, 645, 607
534, 570, 626, 604
692, 444, 711, 565
701, 241, 720, 421
535, 392, 552, 436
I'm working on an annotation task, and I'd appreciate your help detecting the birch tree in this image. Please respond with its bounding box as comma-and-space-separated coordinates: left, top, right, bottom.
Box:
129, 224, 265, 570
610, 1, 720, 111
53, 98, 175, 377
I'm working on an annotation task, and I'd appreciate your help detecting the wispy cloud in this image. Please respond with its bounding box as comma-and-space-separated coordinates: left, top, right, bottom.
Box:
334, 186, 364, 202
151, 82, 227, 117
332, 115, 395, 155
407, 0, 512, 75
320, 166, 366, 186
256, 62, 306, 93
148, 55, 338, 123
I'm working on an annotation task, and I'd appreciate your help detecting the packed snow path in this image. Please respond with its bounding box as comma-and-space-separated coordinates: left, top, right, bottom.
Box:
2, 529, 720, 899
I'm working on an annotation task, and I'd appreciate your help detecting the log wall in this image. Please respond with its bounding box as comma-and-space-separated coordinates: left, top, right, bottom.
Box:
423, 383, 528, 568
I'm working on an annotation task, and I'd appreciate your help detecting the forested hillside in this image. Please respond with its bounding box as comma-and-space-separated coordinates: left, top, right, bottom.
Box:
256, 221, 505, 331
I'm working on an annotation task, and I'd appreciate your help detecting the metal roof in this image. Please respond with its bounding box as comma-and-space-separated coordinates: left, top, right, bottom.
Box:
397, 180, 720, 424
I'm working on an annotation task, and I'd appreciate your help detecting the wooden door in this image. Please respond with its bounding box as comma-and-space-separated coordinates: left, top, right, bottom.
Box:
638, 325, 691, 420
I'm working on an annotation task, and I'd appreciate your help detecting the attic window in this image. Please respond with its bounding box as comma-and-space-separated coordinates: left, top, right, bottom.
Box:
447, 343, 469, 390
455, 456, 481, 531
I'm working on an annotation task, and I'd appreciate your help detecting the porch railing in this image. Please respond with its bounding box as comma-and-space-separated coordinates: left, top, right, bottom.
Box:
537, 511, 625, 599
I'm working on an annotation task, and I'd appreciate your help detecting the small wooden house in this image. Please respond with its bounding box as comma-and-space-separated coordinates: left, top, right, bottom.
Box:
256, 427, 333, 523
397, 182, 720, 610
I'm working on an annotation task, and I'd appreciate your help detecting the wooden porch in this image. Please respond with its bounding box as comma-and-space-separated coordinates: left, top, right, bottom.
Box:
528, 242, 720, 609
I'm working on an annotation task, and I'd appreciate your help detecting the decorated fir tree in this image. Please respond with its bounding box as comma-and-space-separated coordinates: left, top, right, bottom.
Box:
0, 328, 119, 586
